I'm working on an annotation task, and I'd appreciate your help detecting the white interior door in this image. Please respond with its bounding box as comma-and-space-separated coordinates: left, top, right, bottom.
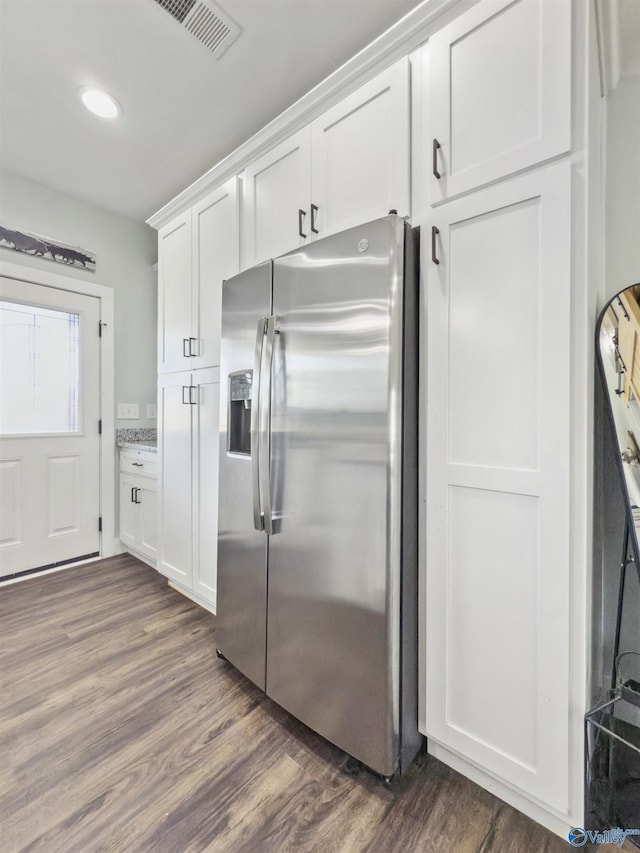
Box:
0, 277, 101, 577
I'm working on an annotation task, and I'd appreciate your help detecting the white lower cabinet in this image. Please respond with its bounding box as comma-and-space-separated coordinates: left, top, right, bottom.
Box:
157, 368, 220, 611
119, 450, 157, 566
191, 367, 220, 606
423, 161, 572, 811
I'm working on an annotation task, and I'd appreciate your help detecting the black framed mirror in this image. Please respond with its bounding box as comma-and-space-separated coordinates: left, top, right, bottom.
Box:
587, 284, 640, 844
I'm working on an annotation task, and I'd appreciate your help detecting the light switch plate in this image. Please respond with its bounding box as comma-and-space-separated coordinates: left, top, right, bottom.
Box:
147, 403, 157, 419
118, 403, 140, 419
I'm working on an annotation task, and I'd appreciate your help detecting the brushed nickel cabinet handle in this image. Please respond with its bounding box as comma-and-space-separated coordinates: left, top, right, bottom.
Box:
433, 138, 442, 179
432, 226, 440, 265
298, 209, 307, 238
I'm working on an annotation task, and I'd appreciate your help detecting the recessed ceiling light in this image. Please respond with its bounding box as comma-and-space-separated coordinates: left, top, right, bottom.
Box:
78, 87, 121, 119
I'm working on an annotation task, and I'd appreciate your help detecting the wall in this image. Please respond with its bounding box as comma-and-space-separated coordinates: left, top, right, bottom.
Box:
604, 75, 640, 301
0, 169, 158, 429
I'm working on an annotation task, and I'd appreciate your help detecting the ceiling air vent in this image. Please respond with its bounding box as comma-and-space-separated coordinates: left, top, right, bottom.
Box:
152, 0, 241, 58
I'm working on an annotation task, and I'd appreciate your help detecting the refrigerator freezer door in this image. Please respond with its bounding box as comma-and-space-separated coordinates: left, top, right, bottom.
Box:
267, 216, 407, 776
217, 261, 272, 690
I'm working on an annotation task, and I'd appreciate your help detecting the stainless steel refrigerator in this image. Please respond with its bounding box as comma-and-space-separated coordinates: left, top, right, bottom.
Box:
216, 214, 421, 778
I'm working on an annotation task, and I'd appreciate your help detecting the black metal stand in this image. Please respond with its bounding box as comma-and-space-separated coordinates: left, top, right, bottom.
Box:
611, 520, 636, 689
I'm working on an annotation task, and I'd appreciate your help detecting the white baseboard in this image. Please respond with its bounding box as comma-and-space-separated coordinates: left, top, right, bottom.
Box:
427, 741, 576, 842
168, 580, 216, 615
120, 544, 156, 570
104, 538, 124, 558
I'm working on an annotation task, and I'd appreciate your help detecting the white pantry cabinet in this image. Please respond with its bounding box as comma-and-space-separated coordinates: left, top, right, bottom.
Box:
424, 162, 571, 811
119, 449, 157, 566
242, 57, 410, 267
158, 177, 239, 374
428, 0, 571, 204
157, 368, 220, 610
419, 0, 586, 825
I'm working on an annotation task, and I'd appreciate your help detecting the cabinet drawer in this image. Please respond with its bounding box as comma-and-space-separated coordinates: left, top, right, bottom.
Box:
120, 450, 157, 478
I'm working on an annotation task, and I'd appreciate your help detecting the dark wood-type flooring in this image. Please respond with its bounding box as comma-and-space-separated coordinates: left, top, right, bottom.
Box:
0, 555, 586, 852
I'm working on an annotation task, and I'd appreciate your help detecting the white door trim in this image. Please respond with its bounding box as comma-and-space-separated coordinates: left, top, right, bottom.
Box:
0, 259, 116, 559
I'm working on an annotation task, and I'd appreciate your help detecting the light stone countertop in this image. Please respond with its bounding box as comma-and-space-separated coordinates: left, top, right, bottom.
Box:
117, 440, 157, 453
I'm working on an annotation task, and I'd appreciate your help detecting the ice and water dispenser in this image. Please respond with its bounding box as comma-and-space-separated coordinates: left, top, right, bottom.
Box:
228, 370, 252, 456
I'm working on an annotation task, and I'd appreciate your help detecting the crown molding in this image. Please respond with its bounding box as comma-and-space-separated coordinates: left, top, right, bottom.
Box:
147, 0, 478, 230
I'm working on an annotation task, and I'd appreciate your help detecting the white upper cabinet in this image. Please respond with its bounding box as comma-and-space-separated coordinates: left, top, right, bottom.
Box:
242, 57, 410, 267
428, 0, 571, 203
158, 177, 239, 374
243, 128, 312, 267
310, 58, 410, 238
158, 211, 192, 374
192, 177, 240, 370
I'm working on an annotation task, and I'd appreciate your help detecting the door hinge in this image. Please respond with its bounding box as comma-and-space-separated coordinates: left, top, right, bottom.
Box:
98, 419, 102, 434
98, 517, 102, 532
99, 321, 107, 337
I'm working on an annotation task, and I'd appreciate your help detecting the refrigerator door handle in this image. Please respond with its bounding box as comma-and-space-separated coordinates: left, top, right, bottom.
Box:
260, 315, 278, 535
251, 318, 267, 531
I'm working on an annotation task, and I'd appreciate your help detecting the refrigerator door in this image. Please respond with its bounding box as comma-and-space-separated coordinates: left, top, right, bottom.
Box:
267, 216, 407, 776
216, 261, 271, 690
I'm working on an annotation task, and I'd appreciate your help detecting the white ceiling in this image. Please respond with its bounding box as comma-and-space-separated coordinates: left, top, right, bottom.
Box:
0, 0, 421, 222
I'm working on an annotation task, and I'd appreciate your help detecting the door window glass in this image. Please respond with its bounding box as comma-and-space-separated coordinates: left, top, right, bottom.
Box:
0, 300, 80, 434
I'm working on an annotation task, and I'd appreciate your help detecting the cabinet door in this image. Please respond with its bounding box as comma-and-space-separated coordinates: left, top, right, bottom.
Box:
428, 0, 570, 203
424, 163, 571, 810
157, 371, 193, 584
119, 475, 140, 549
192, 177, 240, 370
311, 57, 410, 237
138, 479, 157, 560
158, 211, 193, 374
242, 127, 311, 267
192, 367, 220, 608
